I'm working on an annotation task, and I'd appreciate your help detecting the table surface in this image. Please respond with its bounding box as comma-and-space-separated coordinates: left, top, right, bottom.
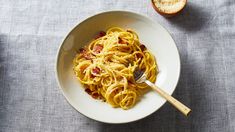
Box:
0, 0, 235, 132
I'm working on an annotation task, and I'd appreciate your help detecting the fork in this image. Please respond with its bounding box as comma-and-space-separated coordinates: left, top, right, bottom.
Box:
134, 68, 191, 116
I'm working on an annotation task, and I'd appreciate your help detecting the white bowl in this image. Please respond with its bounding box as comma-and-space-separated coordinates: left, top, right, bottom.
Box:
56, 11, 180, 124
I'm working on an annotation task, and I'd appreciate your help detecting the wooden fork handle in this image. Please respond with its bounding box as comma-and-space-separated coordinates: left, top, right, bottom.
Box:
145, 80, 191, 116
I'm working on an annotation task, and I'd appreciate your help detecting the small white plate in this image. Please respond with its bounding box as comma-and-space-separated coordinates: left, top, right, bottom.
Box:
55, 11, 180, 124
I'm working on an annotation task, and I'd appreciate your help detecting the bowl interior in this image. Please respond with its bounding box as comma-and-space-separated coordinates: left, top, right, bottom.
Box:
56, 11, 180, 123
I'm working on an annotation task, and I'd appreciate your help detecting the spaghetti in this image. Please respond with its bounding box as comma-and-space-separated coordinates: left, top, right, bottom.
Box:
73, 27, 158, 110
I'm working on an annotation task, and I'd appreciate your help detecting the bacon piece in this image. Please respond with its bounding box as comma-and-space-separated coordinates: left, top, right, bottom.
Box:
85, 88, 92, 95
118, 37, 126, 44
140, 44, 146, 51
90, 74, 95, 78
83, 53, 92, 60
95, 31, 106, 39
93, 44, 103, 54
99, 31, 106, 37
92, 67, 101, 75
79, 48, 86, 53
136, 53, 143, 59
80, 65, 88, 73
79, 48, 92, 60
122, 47, 130, 52
91, 92, 99, 99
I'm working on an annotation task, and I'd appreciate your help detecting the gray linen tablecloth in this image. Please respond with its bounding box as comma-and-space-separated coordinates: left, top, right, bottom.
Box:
0, 0, 235, 131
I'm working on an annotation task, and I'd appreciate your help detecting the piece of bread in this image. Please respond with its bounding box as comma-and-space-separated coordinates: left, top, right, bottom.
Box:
151, 0, 187, 17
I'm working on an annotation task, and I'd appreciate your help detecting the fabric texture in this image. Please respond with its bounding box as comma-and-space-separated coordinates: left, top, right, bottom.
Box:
0, 0, 234, 131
